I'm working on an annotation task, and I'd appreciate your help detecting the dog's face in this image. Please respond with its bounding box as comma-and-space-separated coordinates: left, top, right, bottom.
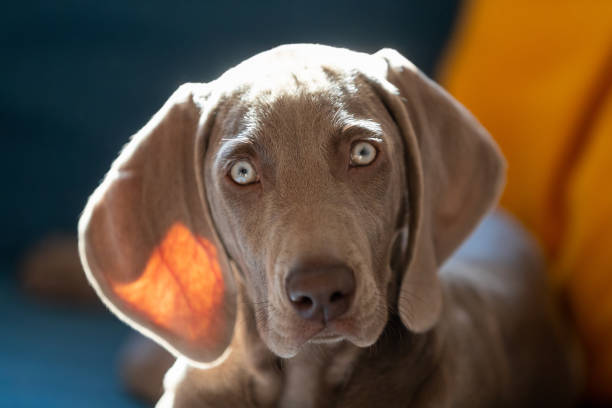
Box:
78, 44, 504, 365
205, 71, 406, 357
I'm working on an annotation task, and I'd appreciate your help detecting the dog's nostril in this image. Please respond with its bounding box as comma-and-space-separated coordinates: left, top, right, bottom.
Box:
297, 296, 312, 304
294, 296, 313, 308
330, 291, 344, 303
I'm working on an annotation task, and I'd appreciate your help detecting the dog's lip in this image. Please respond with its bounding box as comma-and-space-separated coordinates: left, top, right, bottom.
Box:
308, 327, 345, 344
301, 315, 358, 340
269, 315, 361, 352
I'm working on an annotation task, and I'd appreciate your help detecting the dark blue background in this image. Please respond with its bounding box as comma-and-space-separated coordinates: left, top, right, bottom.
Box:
1, 0, 459, 264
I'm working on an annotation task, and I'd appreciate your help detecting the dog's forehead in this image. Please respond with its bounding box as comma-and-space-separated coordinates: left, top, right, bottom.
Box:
219, 44, 383, 88
213, 44, 389, 113
210, 45, 392, 152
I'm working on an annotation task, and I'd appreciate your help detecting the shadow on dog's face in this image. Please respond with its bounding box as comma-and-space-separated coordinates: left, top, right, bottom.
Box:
205, 72, 406, 358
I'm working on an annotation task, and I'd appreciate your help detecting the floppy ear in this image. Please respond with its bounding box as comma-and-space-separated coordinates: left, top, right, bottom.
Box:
373, 49, 506, 332
78, 83, 237, 365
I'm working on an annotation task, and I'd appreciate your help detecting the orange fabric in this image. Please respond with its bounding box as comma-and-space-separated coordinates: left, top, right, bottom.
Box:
439, 0, 612, 400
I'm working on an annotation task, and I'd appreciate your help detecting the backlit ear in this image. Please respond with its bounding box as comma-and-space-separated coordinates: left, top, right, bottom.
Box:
373, 49, 506, 332
78, 84, 237, 365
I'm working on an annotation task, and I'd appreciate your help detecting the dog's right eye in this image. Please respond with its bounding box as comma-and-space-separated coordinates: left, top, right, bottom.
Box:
350, 141, 378, 166
229, 160, 258, 185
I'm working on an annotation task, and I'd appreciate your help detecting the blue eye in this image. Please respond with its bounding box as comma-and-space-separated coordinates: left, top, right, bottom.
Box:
230, 160, 257, 185
350, 142, 377, 166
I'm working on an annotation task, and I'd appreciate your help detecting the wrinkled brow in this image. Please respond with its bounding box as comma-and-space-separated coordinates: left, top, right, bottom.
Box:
333, 115, 385, 144
215, 113, 385, 163
216, 133, 259, 163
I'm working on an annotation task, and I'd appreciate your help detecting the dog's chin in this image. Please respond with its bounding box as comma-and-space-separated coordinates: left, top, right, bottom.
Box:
258, 311, 388, 358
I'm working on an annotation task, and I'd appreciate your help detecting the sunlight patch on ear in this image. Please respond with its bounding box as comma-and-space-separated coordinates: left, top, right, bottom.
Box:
111, 222, 225, 345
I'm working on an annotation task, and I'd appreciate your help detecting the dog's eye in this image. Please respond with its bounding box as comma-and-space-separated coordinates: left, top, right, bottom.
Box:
230, 160, 258, 185
350, 141, 377, 166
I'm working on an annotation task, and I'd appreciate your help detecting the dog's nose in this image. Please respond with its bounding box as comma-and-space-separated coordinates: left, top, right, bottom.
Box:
286, 262, 355, 323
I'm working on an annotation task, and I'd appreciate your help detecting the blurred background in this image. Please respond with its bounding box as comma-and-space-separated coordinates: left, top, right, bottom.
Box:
3, 0, 612, 407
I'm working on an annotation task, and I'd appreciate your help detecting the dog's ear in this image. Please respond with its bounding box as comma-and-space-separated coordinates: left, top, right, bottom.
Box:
373, 49, 506, 332
78, 84, 236, 365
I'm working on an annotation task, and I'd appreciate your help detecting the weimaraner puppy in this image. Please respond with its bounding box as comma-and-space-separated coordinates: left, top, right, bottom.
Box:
78, 44, 581, 407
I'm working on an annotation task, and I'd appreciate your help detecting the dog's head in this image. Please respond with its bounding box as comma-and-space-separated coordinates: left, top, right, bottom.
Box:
78, 44, 504, 364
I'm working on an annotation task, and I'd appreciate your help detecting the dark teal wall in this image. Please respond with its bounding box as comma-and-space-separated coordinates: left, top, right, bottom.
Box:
1, 0, 459, 264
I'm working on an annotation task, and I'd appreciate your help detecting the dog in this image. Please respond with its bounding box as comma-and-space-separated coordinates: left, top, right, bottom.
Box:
78, 44, 581, 407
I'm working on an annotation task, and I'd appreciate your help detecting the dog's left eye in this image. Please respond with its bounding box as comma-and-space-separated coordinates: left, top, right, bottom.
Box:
350, 141, 377, 166
230, 160, 258, 185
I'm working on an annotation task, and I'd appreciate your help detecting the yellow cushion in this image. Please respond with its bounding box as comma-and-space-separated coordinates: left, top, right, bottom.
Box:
439, 0, 612, 400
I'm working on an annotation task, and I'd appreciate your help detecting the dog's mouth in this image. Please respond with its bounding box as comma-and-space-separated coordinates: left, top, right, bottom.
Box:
258, 310, 358, 356
308, 327, 345, 344
288, 319, 348, 344
258, 306, 388, 357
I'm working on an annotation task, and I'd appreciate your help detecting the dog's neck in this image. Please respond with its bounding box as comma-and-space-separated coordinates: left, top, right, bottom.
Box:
278, 340, 362, 408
